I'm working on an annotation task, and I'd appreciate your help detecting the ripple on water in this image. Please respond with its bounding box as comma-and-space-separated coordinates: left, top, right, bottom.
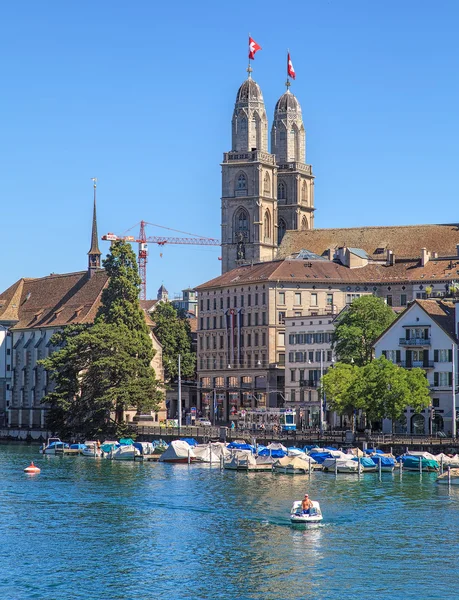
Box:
0, 445, 457, 600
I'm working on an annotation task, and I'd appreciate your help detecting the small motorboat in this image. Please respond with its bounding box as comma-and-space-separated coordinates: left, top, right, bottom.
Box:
40, 438, 69, 455
290, 500, 323, 524
437, 468, 459, 485
81, 441, 102, 457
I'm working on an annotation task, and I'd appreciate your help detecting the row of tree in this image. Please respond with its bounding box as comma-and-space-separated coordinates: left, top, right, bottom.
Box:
322, 295, 431, 429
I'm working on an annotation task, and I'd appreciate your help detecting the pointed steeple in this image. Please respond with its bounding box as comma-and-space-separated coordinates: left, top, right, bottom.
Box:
88, 178, 102, 275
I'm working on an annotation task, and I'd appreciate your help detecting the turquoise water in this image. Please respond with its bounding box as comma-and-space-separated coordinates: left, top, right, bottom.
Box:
0, 445, 457, 600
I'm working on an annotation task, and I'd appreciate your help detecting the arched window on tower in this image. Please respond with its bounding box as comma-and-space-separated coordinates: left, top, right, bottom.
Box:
235, 208, 249, 241
301, 181, 308, 204
301, 216, 309, 230
263, 172, 271, 196
236, 173, 247, 195
264, 209, 271, 241
278, 181, 287, 201
278, 218, 286, 245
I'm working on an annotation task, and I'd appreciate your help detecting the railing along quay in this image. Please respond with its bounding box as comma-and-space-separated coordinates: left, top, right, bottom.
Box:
134, 425, 459, 452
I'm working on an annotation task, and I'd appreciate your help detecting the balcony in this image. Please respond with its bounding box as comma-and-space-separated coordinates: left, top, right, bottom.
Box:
399, 361, 434, 369
300, 380, 320, 388
399, 338, 431, 346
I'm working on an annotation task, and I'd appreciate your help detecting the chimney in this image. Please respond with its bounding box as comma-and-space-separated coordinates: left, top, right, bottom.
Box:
432, 251, 438, 259
456, 244, 459, 257
386, 250, 395, 266
421, 248, 430, 267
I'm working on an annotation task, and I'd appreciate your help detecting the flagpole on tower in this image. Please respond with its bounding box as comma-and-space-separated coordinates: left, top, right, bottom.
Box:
247, 33, 252, 78
286, 48, 291, 91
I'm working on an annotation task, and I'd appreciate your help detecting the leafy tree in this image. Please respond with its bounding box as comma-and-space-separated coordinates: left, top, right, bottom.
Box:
40, 241, 163, 438
323, 357, 431, 432
321, 362, 366, 430
332, 295, 396, 365
153, 302, 196, 381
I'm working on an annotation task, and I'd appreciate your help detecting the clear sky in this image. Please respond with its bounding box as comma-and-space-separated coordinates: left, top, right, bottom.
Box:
2, 0, 459, 299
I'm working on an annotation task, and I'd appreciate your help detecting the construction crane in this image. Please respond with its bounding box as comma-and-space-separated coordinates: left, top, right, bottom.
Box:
101, 220, 221, 300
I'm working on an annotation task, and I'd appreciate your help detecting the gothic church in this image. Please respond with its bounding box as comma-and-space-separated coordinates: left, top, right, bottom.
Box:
221, 73, 314, 274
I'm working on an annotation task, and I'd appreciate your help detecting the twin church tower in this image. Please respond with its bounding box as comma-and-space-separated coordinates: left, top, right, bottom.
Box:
221, 70, 315, 274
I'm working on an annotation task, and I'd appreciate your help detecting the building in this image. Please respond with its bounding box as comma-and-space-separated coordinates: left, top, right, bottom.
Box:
221, 74, 314, 274
171, 288, 198, 316
284, 314, 336, 429
374, 299, 458, 435
0, 190, 165, 435
196, 65, 459, 424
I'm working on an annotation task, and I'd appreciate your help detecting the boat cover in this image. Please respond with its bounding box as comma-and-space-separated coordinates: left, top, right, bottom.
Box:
181, 438, 198, 447
227, 442, 255, 451
159, 440, 196, 462
352, 456, 376, 468
267, 442, 287, 451
369, 455, 395, 466
402, 455, 439, 469
70, 444, 86, 450
365, 448, 384, 455
119, 438, 135, 446
258, 447, 286, 458
308, 452, 333, 464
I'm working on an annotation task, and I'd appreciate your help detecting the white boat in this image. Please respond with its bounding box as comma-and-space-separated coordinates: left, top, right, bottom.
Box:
40, 437, 67, 454
193, 443, 227, 463
290, 500, 323, 524
437, 468, 459, 485
323, 458, 363, 473
159, 440, 196, 463
273, 455, 313, 474
81, 441, 102, 457
435, 453, 459, 468
111, 445, 141, 461
223, 449, 254, 470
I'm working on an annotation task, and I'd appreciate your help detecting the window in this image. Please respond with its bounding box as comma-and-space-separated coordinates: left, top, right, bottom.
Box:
278, 353, 285, 366
278, 311, 286, 324
264, 210, 271, 240
213, 298, 217, 310
295, 292, 301, 305
227, 297, 230, 309
247, 354, 252, 368
301, 181, 307, 203
290, 369, 296, 382
308, 351, 314, 362
310, 293, 318, 306
279, 292, 285, 305
247, 313, 252, 326
200, 300, 203, 311
213, 316, 217, 329
236, 209, 249, 234
254, 333, 259, 346
199, 337, 203, 350
206, 299, 210, 310
278, 219, 286, 245
241, 295, 244, 307
254, 313, 259, 326
435, 349, 452, 362
289, 352, 295, 362
326, 293, 333, 306
220, 298, 224, 309
220, 336, 224, 349
278, 332, 285, 346
386, 295, 393, 307
248, 294, 252, 306
247, 334, 252, 347
278, 181, 287, 200
220, 316, 223, 328
254, 293, 259, 305
213, 337, 217, 350
401, 294, 407, 306
291, 389, 296, 402
206, 337, 210, 350
346, 293, 361, 304
237, 173, 247, 190
432, 398, 440, 408
263, 172, 271, 195
384, 349, 400, 364
262, 332, 266, 346
262, 292, 266, 304
327, 350, 333, 362
262, 312, 266, 325
206, 317, 210, 329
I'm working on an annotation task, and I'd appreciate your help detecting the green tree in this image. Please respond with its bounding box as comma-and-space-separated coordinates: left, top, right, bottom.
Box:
321, 362, 366, 429
40, 241, 163, 438
153, 302, 196, 381
333, 295, 396, 365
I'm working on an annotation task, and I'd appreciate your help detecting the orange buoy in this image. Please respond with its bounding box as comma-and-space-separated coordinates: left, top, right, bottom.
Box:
24, 461, 41, 474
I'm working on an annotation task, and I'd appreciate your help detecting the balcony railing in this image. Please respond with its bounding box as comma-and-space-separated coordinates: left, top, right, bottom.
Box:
399, 361, 434, 369
300, 380, 320, 388
399, 338, 431, 346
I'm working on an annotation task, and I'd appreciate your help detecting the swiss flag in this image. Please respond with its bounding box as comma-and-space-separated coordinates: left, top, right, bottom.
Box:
248, 37, 262, 60
287, 53, 296, 79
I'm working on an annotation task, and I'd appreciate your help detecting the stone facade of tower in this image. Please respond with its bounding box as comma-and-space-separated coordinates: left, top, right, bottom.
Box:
221, 78, 278, 274
221, 79, 314, 273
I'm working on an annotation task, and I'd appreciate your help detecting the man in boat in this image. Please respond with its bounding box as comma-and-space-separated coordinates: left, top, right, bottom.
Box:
302, 494, 313, 514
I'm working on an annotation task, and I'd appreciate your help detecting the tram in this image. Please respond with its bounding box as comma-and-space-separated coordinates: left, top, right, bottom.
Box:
237, 408, 297, 432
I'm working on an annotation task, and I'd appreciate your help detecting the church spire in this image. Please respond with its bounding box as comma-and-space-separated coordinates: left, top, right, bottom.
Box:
88, 177, 101, 275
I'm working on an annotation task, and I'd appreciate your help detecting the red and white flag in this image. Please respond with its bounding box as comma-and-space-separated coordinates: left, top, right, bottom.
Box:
248, 37, 262, 60
287, 52, 296, 79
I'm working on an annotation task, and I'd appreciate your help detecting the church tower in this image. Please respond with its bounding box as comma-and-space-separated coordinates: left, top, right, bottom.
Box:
87, 178, 102, 276
221, 73, 278, 274
271, 87, 314, 245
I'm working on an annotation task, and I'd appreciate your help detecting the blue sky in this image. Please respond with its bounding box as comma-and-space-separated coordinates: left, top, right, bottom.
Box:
2, 0, 459, 299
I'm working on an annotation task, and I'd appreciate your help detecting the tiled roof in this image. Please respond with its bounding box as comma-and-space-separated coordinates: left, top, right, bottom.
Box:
139, 299, 158, 312
416, 299, 456, 338
0, 270, 108, 330
196, 256, 459, 289
278, 223, 459, 259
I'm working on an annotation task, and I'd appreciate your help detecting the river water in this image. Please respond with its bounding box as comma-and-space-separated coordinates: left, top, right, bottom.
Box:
1, 445, 457, 600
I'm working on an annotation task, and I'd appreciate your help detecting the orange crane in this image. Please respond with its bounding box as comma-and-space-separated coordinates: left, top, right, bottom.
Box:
101, 220, 220, 300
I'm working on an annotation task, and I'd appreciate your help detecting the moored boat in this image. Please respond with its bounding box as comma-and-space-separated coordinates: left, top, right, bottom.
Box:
40, 438, 69, 455
111, 444, 141, 461
437, 468, 459, 485
159, 440, 196, 463
401, 454, 439, 472
273, 455, 313, 474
